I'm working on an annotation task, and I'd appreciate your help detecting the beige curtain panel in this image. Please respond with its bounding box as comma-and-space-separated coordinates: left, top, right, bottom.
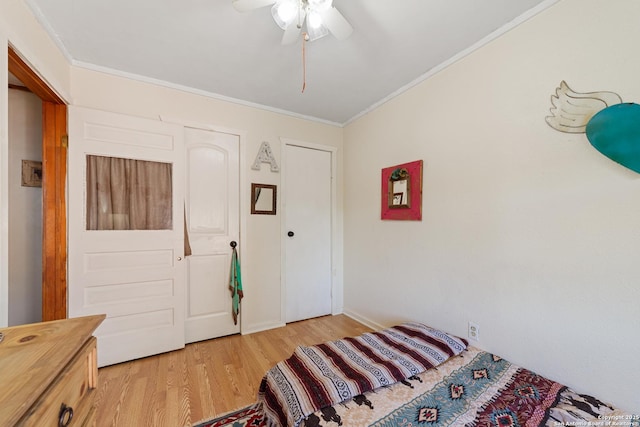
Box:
86, 155, 173, 230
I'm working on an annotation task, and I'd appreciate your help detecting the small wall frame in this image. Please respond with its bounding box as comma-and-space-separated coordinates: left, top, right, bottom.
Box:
21, 160, 42, 187
381, 160, 423, 220
251, 183, 277, 215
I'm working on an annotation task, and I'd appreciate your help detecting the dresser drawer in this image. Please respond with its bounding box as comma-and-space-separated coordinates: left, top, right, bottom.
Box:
81, 406, 96, 427
19, 337, 98, 426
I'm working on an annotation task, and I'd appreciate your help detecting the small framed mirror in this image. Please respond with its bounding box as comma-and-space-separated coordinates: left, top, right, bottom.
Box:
251, 183, 277, 215
381, 160, 423, 221
389, 168, 410, 208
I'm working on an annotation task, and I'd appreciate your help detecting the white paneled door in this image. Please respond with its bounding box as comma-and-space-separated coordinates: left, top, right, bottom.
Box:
184, 128, 240, 343
284, 143, 333, 323
68, 106, 186, 367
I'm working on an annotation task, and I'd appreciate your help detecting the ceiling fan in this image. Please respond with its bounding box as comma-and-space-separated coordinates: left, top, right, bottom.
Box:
232, 0, 353, 44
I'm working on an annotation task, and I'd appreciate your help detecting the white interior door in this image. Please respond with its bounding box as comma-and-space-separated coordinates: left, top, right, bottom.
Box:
284, 144, 333, 323
184, 127, 240, 343
68, 106, 186, 367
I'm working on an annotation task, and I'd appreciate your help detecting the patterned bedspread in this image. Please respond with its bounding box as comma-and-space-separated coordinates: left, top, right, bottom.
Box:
257, 323, 468, 427
301, 346, 636, 427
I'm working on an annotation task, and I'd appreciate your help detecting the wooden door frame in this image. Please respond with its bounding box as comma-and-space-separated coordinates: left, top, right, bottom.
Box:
8, 46, 68, 321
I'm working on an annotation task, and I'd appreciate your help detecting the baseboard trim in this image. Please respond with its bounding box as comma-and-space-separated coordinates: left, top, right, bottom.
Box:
343, 310, 386, 331
241, 321, 286, 335
241, 311, 385, 335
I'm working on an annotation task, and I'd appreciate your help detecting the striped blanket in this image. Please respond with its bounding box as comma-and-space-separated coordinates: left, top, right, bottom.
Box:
302, 346, 635, 427
257, 323, 468, 427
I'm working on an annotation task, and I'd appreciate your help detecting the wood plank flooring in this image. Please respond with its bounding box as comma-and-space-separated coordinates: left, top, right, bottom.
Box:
94, 315, 372, 427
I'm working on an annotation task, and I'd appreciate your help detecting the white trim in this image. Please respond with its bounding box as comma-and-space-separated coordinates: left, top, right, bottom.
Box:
280, 138, 339, 324
343, 310, 385, 331
238, 130, 249, 335
280, 141, 287, 326
284, 139, 338, 153
0, 36, 8, 327
159, 115, 247, 137
75, 60, 343, 128
241, 321, 286, 336
343, 0, 561, 126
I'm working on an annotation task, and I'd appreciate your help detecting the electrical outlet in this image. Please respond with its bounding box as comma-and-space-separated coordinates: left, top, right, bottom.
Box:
468, 321, 480, 341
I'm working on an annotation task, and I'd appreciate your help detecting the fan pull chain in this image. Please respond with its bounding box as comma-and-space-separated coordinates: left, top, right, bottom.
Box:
301, 32, 307, 93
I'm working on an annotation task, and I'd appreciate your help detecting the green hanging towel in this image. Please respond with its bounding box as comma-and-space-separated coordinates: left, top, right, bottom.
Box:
229, 246, 243, 325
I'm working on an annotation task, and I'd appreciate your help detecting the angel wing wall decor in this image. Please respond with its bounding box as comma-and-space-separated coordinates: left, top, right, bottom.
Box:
546, 81, 640, 174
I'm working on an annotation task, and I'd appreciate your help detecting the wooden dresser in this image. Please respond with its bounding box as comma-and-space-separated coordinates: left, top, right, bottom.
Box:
0, 315, 105, 426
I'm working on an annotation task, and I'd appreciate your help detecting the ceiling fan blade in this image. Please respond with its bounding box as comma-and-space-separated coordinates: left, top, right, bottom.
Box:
281, 22, 302, 45
322, 7, 353, 40
232, 0, 276, 13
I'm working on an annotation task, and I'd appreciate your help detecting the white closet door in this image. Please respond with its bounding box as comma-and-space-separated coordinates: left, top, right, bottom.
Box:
68, 106, 185, 367
284, 144, 333, 323
184, 127, 240, 343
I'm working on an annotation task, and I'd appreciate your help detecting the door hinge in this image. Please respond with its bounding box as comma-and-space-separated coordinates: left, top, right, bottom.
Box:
61, 135, 68, 148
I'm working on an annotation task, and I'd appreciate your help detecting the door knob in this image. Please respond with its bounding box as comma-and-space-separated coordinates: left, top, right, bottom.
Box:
230, 241, 237, 248
287, 231, 294, 237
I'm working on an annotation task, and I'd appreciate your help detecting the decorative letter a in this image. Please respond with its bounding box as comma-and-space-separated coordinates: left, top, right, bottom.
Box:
251, 141, 279, 172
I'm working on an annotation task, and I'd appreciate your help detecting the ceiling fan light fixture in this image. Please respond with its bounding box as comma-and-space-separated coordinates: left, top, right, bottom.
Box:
272, 0, 298, 30
307, 9, 323, 29
306, 21, 328, 41
235, 0, 351, 44
307, 0, 332, 12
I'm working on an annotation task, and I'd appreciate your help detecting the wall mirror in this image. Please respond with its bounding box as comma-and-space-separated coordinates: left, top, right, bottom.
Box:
251, 183, 277, 215
381, 160, 423, 221
389, 168, 410, 208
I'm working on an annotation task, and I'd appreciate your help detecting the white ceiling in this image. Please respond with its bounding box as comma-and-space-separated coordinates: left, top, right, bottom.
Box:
25, 0, 555, 125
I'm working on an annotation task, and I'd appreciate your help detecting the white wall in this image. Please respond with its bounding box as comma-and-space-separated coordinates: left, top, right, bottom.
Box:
8, 88, 43, 326
0, 0, 71, 326
343, 0, 640, 413
69, 67, 344, 334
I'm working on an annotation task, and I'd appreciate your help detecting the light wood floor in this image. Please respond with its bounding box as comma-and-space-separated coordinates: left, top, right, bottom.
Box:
94, 315, 372, 427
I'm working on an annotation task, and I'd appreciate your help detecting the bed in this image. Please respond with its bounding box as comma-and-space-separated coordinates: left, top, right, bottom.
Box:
256, 322, 636, 427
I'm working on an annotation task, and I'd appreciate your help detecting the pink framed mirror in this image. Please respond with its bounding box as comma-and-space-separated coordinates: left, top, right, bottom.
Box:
381, 160, 423, 221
